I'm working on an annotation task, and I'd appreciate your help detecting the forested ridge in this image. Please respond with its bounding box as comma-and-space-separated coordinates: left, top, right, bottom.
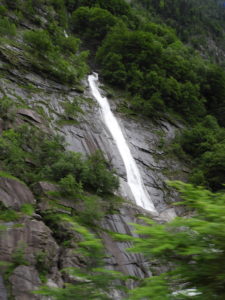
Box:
134, 0, 225, 63
0, 0, 225, 299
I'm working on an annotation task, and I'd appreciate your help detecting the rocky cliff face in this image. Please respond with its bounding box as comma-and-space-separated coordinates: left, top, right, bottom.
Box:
0, 42, 188, 299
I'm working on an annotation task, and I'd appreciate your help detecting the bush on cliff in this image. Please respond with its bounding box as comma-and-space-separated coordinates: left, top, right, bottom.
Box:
23, 28, 89, 84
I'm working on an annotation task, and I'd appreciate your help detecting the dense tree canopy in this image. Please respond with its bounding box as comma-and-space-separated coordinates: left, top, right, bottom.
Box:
97, 27, 206, 120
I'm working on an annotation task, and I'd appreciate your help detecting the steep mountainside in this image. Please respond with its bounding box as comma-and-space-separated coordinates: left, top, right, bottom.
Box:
0, 0, 225, 299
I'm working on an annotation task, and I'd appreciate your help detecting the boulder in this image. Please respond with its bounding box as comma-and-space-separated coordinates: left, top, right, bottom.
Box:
0, 177, 36, 210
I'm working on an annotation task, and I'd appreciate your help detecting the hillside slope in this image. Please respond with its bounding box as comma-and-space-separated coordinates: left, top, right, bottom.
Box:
0, 0, 225, 299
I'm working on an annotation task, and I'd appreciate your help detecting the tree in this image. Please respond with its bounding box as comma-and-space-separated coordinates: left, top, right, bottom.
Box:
123, 181, 225, 299
201, 65, 225, 127
71, 6, 116, 43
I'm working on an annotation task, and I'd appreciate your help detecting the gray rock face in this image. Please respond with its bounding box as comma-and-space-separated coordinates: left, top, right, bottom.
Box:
32, 181, 59, 197
9, 266, 41, 300
9, 265, 54, 300
0, 177, 36, 210
17, 108, 43, 124
101, 205, 152, 279
0, 275, 7, 300
0, 217, 59, 268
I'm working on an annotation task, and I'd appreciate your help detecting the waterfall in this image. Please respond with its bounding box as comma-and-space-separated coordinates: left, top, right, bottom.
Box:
88, 73, 157, 213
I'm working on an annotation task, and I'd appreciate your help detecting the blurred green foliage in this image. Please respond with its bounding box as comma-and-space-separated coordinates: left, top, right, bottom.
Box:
121, 181, 225, 299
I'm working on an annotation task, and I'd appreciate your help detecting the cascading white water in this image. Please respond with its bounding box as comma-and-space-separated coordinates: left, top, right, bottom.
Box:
88, 73, 157, 213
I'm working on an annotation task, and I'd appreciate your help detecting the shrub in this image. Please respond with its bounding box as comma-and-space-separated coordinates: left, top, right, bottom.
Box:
0, 205, 19, 222
47, 152, 85, 181
71, 6, 116, 43
23, 30, 53, 53
0, 96, 16, 120
59, 174, 83, 197
61, 96, 84, 120
81, 151, 119, 194
0, 17, 16, 36
23, 28, 89, 84
47, 151, 119, 195
0, 5, 7, 15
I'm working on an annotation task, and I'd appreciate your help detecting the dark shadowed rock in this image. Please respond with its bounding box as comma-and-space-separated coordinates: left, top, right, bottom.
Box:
17, 108, 43, 124
0, 177, 36, 210
0, 118, 3, 134
15, 108, 50, 133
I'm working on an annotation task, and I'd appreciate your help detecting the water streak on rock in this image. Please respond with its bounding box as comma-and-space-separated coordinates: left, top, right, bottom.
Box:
88, 73, 157, 213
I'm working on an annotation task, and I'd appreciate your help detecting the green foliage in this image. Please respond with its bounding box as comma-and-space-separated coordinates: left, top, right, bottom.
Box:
45, 151, 84, 181
35, 250, 49, 283
50, 0, 68, 28
201, 64, 225, 127
135, 0, 225, 60
124, 181, 225, 299
0, 129, 27, 180
127, 275, 171, 300
77, 194, 105, 225
24, 30, 53, 53
59, 174, 83, 197
47, 150, 118, 195
0, 96, 16, 120
81, 151, 119, 194
0, 17, 16, 36
96, 26, 206, 121
23, 28, 89, 85
20, 204, 34, 216
4, 0, 20, 10
0, 171, 24, 183
177, 115, 225, 190
3, 243, 29, 284
71, 6, 117, 44
0, 5, 7, 16
61, 96, 84, 120
0, 115, 118, 203
180, 115, 222, 158
66, 0, 131, 16
11, 244, 29, 267
0, 205, 19, 222
200, 144, 225, 190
